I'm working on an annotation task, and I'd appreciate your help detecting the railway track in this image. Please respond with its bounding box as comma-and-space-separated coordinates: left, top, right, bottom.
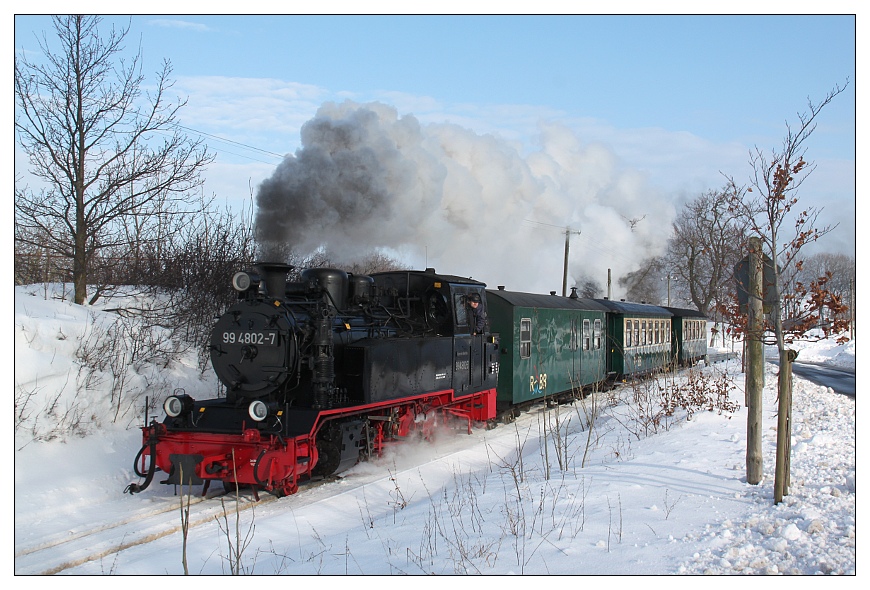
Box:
14, 487, 276, 575
14, 426, 487, 576
16, 362, 729, 575
15, 448, 452, 577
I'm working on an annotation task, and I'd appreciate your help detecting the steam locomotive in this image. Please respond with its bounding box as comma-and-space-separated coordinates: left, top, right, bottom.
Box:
127, 263, 500, 498
127, 262, 706, 499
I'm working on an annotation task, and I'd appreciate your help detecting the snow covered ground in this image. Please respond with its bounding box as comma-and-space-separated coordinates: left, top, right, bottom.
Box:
13, 285, 856, 575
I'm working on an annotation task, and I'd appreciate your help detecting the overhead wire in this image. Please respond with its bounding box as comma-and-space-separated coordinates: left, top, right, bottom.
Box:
147, 122, 289, 166
173, 123, 287, 160
522, 217, 642, 270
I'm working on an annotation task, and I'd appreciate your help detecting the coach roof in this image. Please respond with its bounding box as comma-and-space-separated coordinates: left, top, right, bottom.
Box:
594, 299, 673, 317
486, 289, 610, 312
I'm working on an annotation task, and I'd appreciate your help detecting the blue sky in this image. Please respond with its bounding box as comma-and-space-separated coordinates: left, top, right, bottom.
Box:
133, 14, 855, 143
13, 11, 858, 294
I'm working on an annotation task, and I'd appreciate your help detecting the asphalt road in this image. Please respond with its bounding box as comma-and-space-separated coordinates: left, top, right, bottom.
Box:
766, 357, 856, 398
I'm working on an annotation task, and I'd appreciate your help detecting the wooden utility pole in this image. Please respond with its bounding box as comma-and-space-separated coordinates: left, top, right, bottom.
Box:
745, 237, 764, 485
562, 230, 570, 297
523, 220, 581, 298
561, 228, 581, 297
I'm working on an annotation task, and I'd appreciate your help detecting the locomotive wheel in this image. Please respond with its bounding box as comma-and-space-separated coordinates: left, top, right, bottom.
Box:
312, 425, 342, 478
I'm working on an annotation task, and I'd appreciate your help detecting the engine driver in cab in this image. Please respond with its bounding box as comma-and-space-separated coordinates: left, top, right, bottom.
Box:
467, 292, 486, 335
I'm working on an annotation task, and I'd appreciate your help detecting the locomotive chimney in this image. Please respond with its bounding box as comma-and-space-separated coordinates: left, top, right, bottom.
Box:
256, 262, 293, 299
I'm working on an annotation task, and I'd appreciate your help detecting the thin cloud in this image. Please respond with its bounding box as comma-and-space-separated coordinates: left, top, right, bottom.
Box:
147, 19, 212, 32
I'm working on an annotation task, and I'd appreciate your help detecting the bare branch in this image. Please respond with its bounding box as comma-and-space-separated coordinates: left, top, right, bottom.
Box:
15, 15, 214, 304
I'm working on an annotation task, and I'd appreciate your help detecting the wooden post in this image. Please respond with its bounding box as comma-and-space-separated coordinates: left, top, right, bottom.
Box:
745, 237, 764, 485
774, 349, 797, 503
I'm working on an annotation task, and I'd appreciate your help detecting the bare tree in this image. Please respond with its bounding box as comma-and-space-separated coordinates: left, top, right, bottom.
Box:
15, 15, 214, 304
341, 251, 409, 275
575, 276, 602, 299
665, 183, 750, 317
161, 202, 258, 372
724, 81, 850, 347
723, 82, 850, 503
618, 257, 665, 304
791, 252, 855, 327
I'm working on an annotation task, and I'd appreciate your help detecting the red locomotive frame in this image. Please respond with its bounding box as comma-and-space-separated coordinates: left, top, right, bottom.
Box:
134, 387, 496, 498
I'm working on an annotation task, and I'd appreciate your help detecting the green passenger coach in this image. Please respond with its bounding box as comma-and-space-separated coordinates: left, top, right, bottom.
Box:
596, 299, 673, 379
664, 307, 708, 366
485, 288, 610, 412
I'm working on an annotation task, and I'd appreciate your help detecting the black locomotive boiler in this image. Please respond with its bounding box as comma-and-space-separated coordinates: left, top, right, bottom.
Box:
128, 263, 500, 497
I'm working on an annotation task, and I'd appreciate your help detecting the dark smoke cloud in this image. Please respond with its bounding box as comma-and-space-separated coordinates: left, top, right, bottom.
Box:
255, 100, 674, 296
256, 102, 448, 262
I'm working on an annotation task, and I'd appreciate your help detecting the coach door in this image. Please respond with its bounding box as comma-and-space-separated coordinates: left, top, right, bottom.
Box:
451, 287, 486, 395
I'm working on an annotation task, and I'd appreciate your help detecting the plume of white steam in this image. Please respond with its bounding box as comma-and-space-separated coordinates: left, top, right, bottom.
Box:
255, 101, 674, 296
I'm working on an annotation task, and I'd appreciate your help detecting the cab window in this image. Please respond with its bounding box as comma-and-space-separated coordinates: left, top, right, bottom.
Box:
453, 293, 468, 328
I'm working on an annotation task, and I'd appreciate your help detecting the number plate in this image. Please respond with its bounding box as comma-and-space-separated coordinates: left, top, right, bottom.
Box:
221, 331, 279, 346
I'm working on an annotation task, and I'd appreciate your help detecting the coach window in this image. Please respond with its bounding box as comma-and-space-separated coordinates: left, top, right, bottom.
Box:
582, 319, 591, 350
634, 320, 640, 348
453, 293, 468, 330
625, 319, 632, 348
593, 319, 602, 349
520, 318, 532, 358
641, 320, 647, 346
